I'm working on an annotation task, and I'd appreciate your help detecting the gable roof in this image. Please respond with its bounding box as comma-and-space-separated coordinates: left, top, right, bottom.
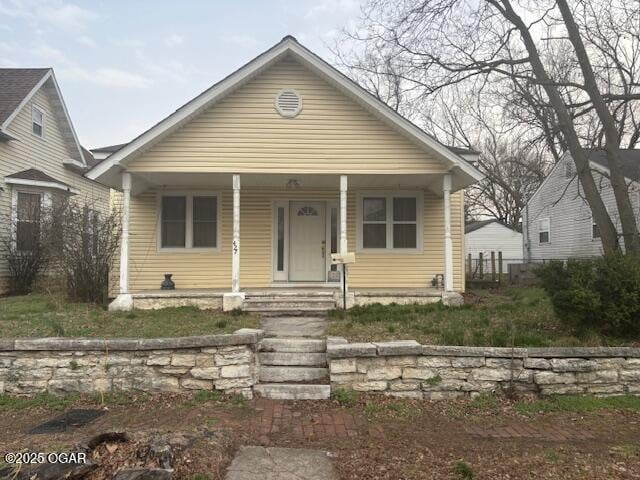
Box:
465, 219, 519, 234
86, 36, 482, 188
0, 68, 87, 167
525, 148, 640, 209
5, 168, 79, 194
0, 68, 49, 126
585, 149, 640, 182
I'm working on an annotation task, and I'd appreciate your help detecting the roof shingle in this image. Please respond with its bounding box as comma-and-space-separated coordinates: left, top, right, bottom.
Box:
0, 68, 50, 126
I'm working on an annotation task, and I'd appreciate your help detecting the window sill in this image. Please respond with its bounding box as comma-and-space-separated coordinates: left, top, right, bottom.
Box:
157, 247, 221, 253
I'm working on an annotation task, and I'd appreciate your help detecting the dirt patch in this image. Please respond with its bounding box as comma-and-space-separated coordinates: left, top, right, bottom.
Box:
1, 393, 640, 479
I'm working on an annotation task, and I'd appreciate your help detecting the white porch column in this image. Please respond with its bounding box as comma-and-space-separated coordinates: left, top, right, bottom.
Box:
340, 175, 348, 254
443, 173, 454, 292
224, 174, 244, 311
109, 172, 133, 311
232, 174, 241, 293
120, 172, 131, 294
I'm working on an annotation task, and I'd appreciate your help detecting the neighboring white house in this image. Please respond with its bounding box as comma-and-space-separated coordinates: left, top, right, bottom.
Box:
465, 220, 523, 271
523, 149, 640, 261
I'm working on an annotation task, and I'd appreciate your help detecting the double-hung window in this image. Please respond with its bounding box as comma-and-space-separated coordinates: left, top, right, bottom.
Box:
360, 194, 421, 251
32, 106, 45, 137
16, 192, 42, 251
160, 193, 218, 250
539, 218, 550, 244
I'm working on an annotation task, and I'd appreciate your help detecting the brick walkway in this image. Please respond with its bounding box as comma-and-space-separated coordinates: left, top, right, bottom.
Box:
251, 399, 359, 440
463, 423, 596, 441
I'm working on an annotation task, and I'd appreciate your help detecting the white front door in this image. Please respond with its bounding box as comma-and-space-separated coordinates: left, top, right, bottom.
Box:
289, 201, 326, 281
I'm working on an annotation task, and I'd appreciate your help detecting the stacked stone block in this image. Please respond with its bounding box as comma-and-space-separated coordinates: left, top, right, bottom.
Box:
0, 329, 262, 399
328, 341, 640, 399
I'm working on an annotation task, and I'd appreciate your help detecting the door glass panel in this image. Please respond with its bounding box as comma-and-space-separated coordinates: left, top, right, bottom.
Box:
330, 207, 338, 271
277, 207, 285, 271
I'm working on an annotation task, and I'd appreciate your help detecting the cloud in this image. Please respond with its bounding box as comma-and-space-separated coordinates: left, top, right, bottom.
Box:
305, 0, 359, 18
0, 40, 15, 53
164, 33, 184, 47
31, 43, 151, 88
0, 0, 97, 32
226, 34, 258, 49
77, 35, 96, 48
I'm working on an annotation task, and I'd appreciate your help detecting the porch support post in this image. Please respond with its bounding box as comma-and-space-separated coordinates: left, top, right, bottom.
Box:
224, 174, 244, 311
443, 173, 454, 292
339, 175, 352, 308
232, 174, 241, 293
109, 171, 133, 311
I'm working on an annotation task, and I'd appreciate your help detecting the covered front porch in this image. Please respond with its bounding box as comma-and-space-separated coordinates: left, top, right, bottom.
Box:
109, 171, 465, 311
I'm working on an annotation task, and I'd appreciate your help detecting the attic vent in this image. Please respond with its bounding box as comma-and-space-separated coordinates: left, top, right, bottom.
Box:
275, 89, 302, 118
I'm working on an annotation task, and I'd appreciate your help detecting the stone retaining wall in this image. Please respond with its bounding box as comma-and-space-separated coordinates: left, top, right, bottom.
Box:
0, 329, 262, 399
327, 340, 640, 399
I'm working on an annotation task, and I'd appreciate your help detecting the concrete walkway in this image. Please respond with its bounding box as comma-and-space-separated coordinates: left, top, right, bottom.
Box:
260, 316, 327, 337
225, 446, 337, 480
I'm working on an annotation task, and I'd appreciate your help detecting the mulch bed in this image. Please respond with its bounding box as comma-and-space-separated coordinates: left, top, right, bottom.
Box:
1, 393, 639, 479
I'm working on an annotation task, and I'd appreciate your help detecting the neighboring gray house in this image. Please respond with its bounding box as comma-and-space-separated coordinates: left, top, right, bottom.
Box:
523, 149, 640, 261
465, 219, 523, 268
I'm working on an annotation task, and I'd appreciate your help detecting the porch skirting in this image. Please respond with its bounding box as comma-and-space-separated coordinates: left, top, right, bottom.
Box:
123, 288, 456, 311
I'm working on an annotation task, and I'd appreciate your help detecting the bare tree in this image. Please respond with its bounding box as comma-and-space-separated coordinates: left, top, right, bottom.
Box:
336, 0, 640, 254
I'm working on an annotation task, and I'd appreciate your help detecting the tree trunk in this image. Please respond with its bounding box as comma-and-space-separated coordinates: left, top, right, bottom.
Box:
494, 0, 620, 253
556, 0, 640, 254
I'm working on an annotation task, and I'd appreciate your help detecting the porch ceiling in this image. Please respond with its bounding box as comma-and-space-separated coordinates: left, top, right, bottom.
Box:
128, 172, 462, 195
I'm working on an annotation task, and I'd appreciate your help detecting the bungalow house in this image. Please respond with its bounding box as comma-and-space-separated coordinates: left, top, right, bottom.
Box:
87, 36, 482, 312
523, 149, 640, 261
0, 68, 110, 294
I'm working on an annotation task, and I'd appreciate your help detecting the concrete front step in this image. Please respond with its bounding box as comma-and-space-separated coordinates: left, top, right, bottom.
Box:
260, 338, 327, 353
245, 301, 335, 310
259, 366, 329, 383
259, 352, 327, 367
247, 309, 333, 316
254, 383, 331, 400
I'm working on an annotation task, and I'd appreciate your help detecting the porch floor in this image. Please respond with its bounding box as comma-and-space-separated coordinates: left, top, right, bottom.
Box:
130, 287, 444, 297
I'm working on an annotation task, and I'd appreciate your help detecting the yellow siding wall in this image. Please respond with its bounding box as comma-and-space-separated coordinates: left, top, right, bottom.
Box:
0, 82, 111, 291
120, 188, 465, 293
128, 56, 448, 175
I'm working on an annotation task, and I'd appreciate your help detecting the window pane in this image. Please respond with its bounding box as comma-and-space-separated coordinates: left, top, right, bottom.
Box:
32, 123, 43, 136
17, 192, 41, 222
17, 222, 39, 251
161, 196, 186, 247
539, 231, 549, 243
277, 207, 285, 271
193, 196, 217, 247
393, 224, 417, 248
363, 197, 386, 221
363, 224, 386, 248
393, 197, 416, 221
592, 223, 600, 239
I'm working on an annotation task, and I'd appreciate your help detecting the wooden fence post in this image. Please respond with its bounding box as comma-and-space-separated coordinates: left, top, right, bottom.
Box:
491, 251, 496, 282
467, 254, 472, 278
498, 251, 503, 285
479, 252, 483, 279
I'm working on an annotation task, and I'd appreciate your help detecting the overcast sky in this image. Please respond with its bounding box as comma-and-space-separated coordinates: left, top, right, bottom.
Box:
0, 0, 362, 148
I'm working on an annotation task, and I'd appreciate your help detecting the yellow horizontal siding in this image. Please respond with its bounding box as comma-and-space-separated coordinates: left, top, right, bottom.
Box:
121, 188, 465, 293
128, 56, 447, 174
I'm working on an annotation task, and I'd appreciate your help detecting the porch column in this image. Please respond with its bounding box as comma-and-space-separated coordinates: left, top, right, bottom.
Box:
108, 172, 133, 311
119, 172, 131, 294
443, 173, 454, 292
340, 175, 348, 254
232, 174, 241, 293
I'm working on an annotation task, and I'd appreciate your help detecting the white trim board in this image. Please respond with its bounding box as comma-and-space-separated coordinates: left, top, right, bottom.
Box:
86, 36, 482, 188
5, 177, 80, 195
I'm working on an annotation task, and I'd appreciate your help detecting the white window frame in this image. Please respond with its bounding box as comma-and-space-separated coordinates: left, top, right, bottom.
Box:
10, 187, 51, 251
31, 105, 46, 138
156, 191, 221, 252
356, 191, 423, 254
538, 217, 550, 244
